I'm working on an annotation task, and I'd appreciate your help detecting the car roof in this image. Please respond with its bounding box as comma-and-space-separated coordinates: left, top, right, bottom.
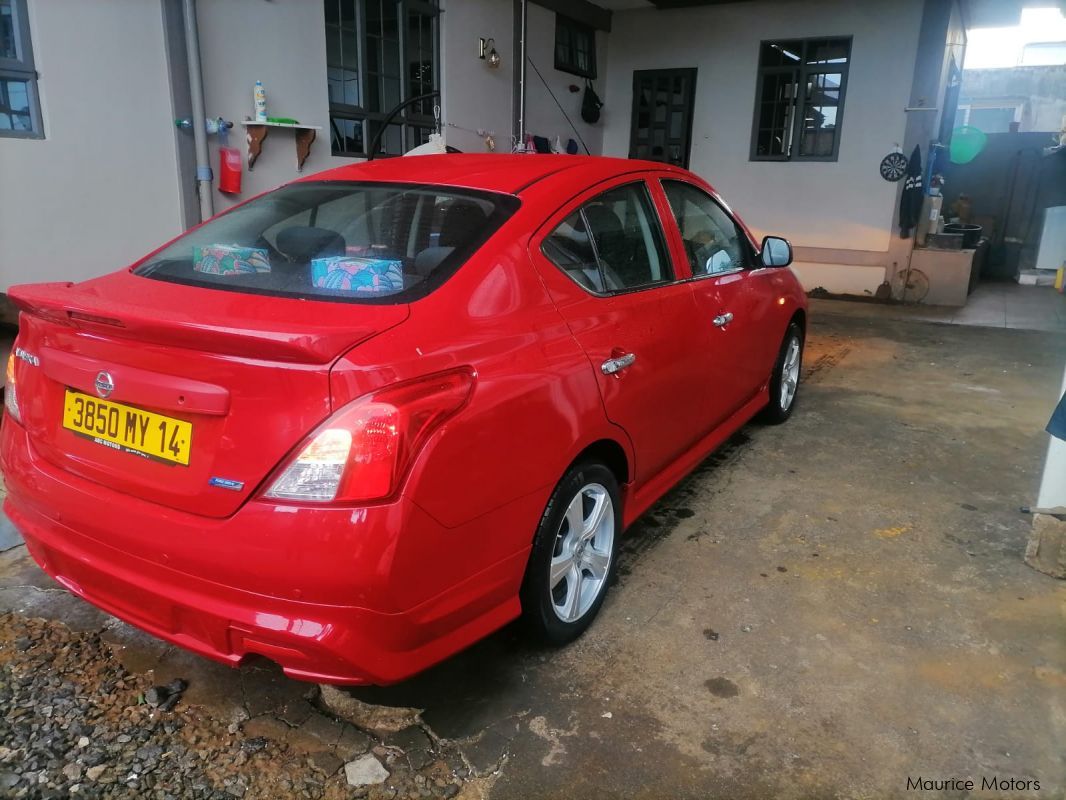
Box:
300, 153, 692, 195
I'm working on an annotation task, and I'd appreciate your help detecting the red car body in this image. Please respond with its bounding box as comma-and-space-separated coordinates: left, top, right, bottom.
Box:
1, 155, 806, 684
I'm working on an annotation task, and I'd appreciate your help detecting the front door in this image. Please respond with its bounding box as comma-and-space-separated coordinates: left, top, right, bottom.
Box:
530, 178, 710, 487
629, 69, 697, 168
659, 179, 771, 424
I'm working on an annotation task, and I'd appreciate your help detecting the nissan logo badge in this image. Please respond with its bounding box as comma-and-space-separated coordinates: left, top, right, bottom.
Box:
94, 371, 115, 399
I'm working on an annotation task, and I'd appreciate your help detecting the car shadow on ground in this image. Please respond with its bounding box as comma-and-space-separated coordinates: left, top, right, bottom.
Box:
340, 426, 757, 741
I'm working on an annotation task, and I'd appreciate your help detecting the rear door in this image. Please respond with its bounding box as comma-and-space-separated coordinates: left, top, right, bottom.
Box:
659, 179, 772, 423
529, 177, 712, 486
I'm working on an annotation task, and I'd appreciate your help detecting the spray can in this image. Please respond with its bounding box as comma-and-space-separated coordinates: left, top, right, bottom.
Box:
254, 80, 267, 122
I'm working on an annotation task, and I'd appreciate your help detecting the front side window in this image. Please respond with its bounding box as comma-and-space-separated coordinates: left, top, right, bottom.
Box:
663, 181, 749, 276
751, 37, 851, 161
543, 183, 671, 294
134, 182, 519, 304
555, 15, 596, 79
325, 0, 439, 157
0, 0, 42, 138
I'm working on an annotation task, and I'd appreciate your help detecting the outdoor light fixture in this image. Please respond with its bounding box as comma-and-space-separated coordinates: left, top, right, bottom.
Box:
479, 37, 501, 68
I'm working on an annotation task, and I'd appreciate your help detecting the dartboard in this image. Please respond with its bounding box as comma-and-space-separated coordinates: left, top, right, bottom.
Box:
880, 152, 909, 182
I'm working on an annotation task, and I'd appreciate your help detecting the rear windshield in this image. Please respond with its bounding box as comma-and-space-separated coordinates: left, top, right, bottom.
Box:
134, 181, 519, 303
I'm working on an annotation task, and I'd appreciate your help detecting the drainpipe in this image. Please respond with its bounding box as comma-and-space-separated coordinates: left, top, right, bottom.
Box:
518, 0, 527, 144
512, 0, 527, 147
182, 0, 213, 221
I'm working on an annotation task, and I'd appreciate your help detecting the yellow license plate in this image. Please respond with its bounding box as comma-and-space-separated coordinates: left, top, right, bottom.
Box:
62, 389, 193, 466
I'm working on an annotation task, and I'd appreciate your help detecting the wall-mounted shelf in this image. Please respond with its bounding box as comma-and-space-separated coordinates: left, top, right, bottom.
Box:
239, 120, 323, 172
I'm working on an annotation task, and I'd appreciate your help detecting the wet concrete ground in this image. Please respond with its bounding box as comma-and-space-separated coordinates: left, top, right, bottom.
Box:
2, 311, 1065, 799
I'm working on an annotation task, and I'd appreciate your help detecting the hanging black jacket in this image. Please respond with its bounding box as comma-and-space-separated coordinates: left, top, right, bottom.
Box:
898, 145, 924, 238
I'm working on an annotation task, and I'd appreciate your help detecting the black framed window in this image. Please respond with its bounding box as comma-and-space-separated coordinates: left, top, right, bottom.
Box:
554, 15, 596, 79
0, 0, 42, 138
751, 37, 851, 161
325, 0, 439, 158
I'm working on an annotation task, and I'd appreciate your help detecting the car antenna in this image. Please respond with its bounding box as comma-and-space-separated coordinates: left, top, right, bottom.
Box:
526, 56, 592, 155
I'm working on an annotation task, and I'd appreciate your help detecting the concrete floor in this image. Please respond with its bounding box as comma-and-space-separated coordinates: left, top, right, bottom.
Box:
811, 281, 1066, 333
2, 312, 1065, 798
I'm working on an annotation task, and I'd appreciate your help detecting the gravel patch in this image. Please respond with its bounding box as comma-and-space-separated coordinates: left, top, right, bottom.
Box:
0, 613, 473, 799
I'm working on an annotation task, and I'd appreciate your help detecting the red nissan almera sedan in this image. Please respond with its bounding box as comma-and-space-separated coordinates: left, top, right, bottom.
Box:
2, 155, 806, 685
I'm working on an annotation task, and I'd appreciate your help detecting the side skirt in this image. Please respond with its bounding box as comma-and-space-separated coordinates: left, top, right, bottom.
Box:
622, 388, 769, 529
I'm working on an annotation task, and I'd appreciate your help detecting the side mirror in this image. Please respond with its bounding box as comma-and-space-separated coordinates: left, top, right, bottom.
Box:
761, 236, 793, 268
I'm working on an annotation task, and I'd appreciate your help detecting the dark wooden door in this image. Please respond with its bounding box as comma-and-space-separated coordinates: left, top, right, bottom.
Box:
629, 69, 697, 168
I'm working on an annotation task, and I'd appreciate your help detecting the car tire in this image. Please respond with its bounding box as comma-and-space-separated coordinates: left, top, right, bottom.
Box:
760, 321, 804, 425
520, 462, 621, 645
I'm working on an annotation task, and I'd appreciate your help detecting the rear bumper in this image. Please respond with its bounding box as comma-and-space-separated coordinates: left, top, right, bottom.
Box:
1, 418, 531, 684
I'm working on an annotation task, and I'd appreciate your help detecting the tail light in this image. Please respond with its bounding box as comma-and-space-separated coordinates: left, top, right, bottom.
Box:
263, 368, 475, 504
4, 351, 20, 423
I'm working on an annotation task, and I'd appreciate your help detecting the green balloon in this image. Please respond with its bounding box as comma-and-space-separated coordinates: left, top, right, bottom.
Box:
949, 125, 988, 164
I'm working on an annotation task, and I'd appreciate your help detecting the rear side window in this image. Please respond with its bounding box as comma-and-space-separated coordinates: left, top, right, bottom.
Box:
134, 182, 519, 303
543, 182, 672, 294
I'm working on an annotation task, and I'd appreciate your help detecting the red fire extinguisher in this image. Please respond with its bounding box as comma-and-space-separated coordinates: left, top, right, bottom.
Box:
217, 121, 242, 194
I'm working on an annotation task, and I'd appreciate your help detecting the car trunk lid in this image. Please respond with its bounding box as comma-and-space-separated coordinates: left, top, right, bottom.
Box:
9, 273, 408, 518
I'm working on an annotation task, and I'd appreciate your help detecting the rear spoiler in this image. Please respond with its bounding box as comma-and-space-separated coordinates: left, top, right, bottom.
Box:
9, 281, 409, 365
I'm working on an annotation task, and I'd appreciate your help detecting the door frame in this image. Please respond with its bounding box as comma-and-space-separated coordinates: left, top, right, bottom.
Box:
628, 68, 698, 169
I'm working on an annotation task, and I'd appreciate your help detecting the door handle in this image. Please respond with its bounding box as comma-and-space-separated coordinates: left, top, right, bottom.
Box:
601, 353, 636, 375
713, 312, 734, 327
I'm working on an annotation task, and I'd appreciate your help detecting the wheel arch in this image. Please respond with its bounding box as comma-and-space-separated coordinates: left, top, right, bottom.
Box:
789, 307, 807, 339
570, 438, 630, 487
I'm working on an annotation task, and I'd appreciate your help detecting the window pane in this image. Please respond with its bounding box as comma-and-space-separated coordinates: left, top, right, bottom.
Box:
340, 27, 361, 106
760, 40, 802, 67
406, 126, 432, 150
807, 38, 849, 64
408, 10, 435, 115
543, 211, 605, 292
0, 0, 16, 61
134, 182, 517, 303
366, 0, 382, 35
664, 181, 747, 276
0, 77, 32, 132
368, 120, 403, 155
755, 71, 796, 157
798, 70, 842, 157
583, 184, 671, 289
330, 116, 364, 155
338, 0, 357, 29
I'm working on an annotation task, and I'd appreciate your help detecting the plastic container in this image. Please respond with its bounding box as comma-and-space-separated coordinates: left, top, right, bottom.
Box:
254, 80, 267, 122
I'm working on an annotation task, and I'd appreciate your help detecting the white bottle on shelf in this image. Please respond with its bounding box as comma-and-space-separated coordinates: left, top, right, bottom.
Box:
253, 80, 267, 122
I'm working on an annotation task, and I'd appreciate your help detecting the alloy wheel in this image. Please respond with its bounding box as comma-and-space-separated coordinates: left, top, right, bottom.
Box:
780, 336, 801, 411
549, 483, 615, 623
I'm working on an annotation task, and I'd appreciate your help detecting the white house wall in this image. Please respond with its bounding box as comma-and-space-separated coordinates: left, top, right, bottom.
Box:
0, 0, 184, 289
601, 0, 925, 293
190, 0, 607, 211
194, 0, 355, 214
522, 3, 608, 156
439, 0, 514, 154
